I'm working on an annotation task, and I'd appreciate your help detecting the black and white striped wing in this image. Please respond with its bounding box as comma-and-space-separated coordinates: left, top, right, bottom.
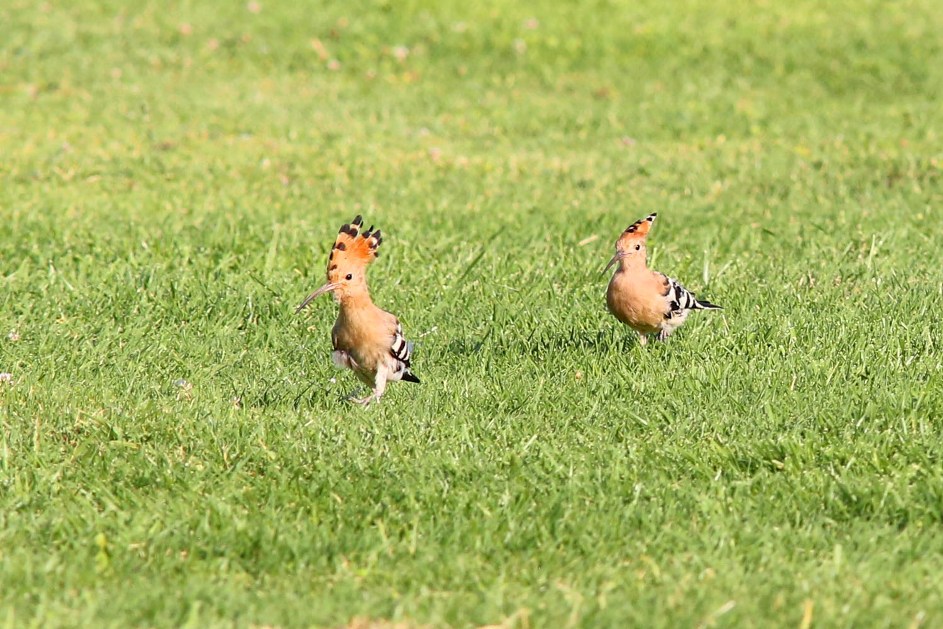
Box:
660, 274, 720, 319
390, 322, 412, 366
390, 321, 420, 383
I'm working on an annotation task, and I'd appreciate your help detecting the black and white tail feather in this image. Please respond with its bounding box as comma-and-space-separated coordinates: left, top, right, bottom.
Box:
663, 274, 722, 320
390, 322, 420, 384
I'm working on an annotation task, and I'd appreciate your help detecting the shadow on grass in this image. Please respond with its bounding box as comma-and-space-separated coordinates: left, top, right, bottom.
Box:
446, 327, 642, 358
228, 374, 354, 412
524, 329, 644, 356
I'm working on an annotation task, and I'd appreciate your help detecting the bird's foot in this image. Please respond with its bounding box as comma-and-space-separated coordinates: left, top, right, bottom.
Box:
657, 329, 671, 342
348, 389, 383, 406
348, 392, 374, 406
637, 333, 649, 346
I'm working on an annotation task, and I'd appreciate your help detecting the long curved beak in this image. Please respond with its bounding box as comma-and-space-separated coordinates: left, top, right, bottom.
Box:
603, 252, 623, 274
295, 282, 341, 313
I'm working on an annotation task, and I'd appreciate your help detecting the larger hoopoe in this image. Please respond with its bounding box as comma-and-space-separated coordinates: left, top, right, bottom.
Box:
296, 215, 419, 405
605, 213, 721, 344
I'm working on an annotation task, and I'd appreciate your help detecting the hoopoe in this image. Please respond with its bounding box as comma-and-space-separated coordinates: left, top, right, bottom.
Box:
605, 213, 721, 344
296, 215, 419, 405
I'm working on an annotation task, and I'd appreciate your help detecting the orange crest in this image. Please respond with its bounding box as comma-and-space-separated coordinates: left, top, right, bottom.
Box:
326, 215, 382, 274
616, 213, 656, 251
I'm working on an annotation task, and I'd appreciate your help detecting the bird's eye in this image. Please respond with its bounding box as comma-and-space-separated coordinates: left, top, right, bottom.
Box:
635, 244, 641, 251
345, 273, 353, 280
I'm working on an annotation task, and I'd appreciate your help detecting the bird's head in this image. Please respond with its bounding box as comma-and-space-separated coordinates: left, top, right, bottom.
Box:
605, 212, 656, 273
296, 215, 382, 311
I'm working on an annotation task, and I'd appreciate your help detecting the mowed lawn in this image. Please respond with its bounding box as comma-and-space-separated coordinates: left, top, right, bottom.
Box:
2, 0, 943, 626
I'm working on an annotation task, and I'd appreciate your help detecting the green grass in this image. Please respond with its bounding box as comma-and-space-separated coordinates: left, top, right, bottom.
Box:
2, 0, 943, 626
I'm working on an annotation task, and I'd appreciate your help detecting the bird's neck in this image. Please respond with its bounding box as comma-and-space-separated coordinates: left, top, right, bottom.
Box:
617, 256, 647, 273
337, 286, 374, 311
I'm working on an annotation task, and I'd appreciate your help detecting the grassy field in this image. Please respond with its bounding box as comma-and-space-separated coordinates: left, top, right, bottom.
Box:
2, 0, 943, 626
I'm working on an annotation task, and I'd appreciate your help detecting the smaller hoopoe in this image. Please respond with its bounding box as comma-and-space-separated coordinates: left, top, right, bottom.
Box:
296, 215, 419, 405
605, 213, 721, 344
